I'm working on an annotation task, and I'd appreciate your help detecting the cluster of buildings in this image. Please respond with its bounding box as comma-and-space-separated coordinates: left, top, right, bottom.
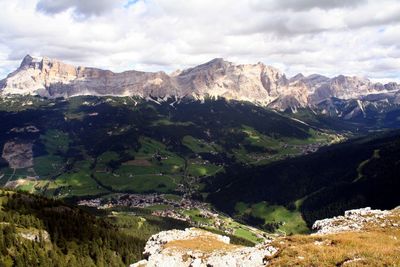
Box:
78, 193, 208, 212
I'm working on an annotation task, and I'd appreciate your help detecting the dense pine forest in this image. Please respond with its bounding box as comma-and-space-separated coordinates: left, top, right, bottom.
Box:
0, 190, 188, 266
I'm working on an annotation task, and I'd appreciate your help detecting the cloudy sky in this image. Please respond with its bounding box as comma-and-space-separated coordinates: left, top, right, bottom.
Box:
0, 0, 399, 81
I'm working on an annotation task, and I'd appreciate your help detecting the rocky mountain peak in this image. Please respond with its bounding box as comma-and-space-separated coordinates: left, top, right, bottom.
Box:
19, 54, 34, 68
1, 55, 400, 112
19, 54, 43, 69
384, 82, 400, 91
178, 58, 230, 76
289, 73, 305, 82
207, 57, 227, 65
305, 74, 330, 84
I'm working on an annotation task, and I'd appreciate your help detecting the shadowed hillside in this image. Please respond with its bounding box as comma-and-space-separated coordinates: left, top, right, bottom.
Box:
207, 130, 400, 230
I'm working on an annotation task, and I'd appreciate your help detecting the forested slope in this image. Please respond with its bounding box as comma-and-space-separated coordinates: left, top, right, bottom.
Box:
0, 189, 187, 266
206, 131, 400, 228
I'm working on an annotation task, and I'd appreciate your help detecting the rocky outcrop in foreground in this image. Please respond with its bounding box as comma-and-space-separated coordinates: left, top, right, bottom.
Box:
312, 207, 400, 235
130, 228, 277, 267
132, 208, 399, 266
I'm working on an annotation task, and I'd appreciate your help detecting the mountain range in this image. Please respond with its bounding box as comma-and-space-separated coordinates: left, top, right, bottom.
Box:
1, 55, 400, 112
1, 56, 400, 266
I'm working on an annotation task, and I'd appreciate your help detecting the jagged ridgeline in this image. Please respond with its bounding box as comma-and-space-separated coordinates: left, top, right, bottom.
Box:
2, 55, 400, 116
0, 189, 189, 266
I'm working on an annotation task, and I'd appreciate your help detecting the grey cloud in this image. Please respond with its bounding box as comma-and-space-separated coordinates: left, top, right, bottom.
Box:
368, 59, 400, 72
235, 0, 400, 36
250, 0, 367, 11
0, 0, 399, 82
345, 9, 400, 29
231, 10, 344, 36
36, 0, 122, 17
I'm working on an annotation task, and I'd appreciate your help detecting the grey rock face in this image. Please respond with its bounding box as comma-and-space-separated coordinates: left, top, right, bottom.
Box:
1, 55, 400, 111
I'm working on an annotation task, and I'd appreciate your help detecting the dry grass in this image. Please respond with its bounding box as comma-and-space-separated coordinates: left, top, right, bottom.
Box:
269, 227, 400, 266
164, 236, 241, 253
269, 209, 400, 266
157, 214, 400, 265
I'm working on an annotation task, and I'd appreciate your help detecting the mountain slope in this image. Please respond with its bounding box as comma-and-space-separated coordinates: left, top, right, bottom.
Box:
206, 130, 400, 229
0, 95, 398, 236
0, 188, 192, 266
0, 189, 142, 266
0, 96, 339, 199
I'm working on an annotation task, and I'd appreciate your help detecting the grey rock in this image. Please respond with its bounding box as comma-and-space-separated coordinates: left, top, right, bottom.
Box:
312, 207, 398, 235
130, 228, 278, 267
2, 56, 399, 112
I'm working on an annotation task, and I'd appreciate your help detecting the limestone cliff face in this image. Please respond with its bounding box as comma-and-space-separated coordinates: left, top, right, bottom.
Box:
0, 55, 178, 98
1, 55, 399, 111
175, 58, 288, 104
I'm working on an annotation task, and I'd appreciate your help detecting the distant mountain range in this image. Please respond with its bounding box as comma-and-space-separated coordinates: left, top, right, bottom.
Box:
1, 55, 400, 113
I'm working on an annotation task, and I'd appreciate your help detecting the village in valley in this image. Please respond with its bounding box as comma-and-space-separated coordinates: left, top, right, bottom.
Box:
78, 193, 268, 242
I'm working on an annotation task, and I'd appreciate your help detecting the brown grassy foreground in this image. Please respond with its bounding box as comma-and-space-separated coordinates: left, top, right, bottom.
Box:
156, 213, 400, 266
163, 228, 400, 266
269, 226, 400, 266
165, 236, 241, 253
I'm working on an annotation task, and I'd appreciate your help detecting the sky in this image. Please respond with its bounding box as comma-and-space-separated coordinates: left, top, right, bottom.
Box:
0, 0, 399, 82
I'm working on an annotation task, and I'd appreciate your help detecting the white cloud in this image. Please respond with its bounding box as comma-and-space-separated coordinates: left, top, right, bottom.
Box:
0, 0, 399, 82
249, 0, 368, 11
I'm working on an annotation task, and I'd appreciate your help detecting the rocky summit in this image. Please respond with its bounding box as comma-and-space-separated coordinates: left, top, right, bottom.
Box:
131, 208, 400, 266
130, 228, 278, 267
1, 55, 400, 111
312, 207, 400, 235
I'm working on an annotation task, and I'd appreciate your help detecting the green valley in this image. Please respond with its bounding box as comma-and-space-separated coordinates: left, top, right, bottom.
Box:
0, 95, 399, 243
